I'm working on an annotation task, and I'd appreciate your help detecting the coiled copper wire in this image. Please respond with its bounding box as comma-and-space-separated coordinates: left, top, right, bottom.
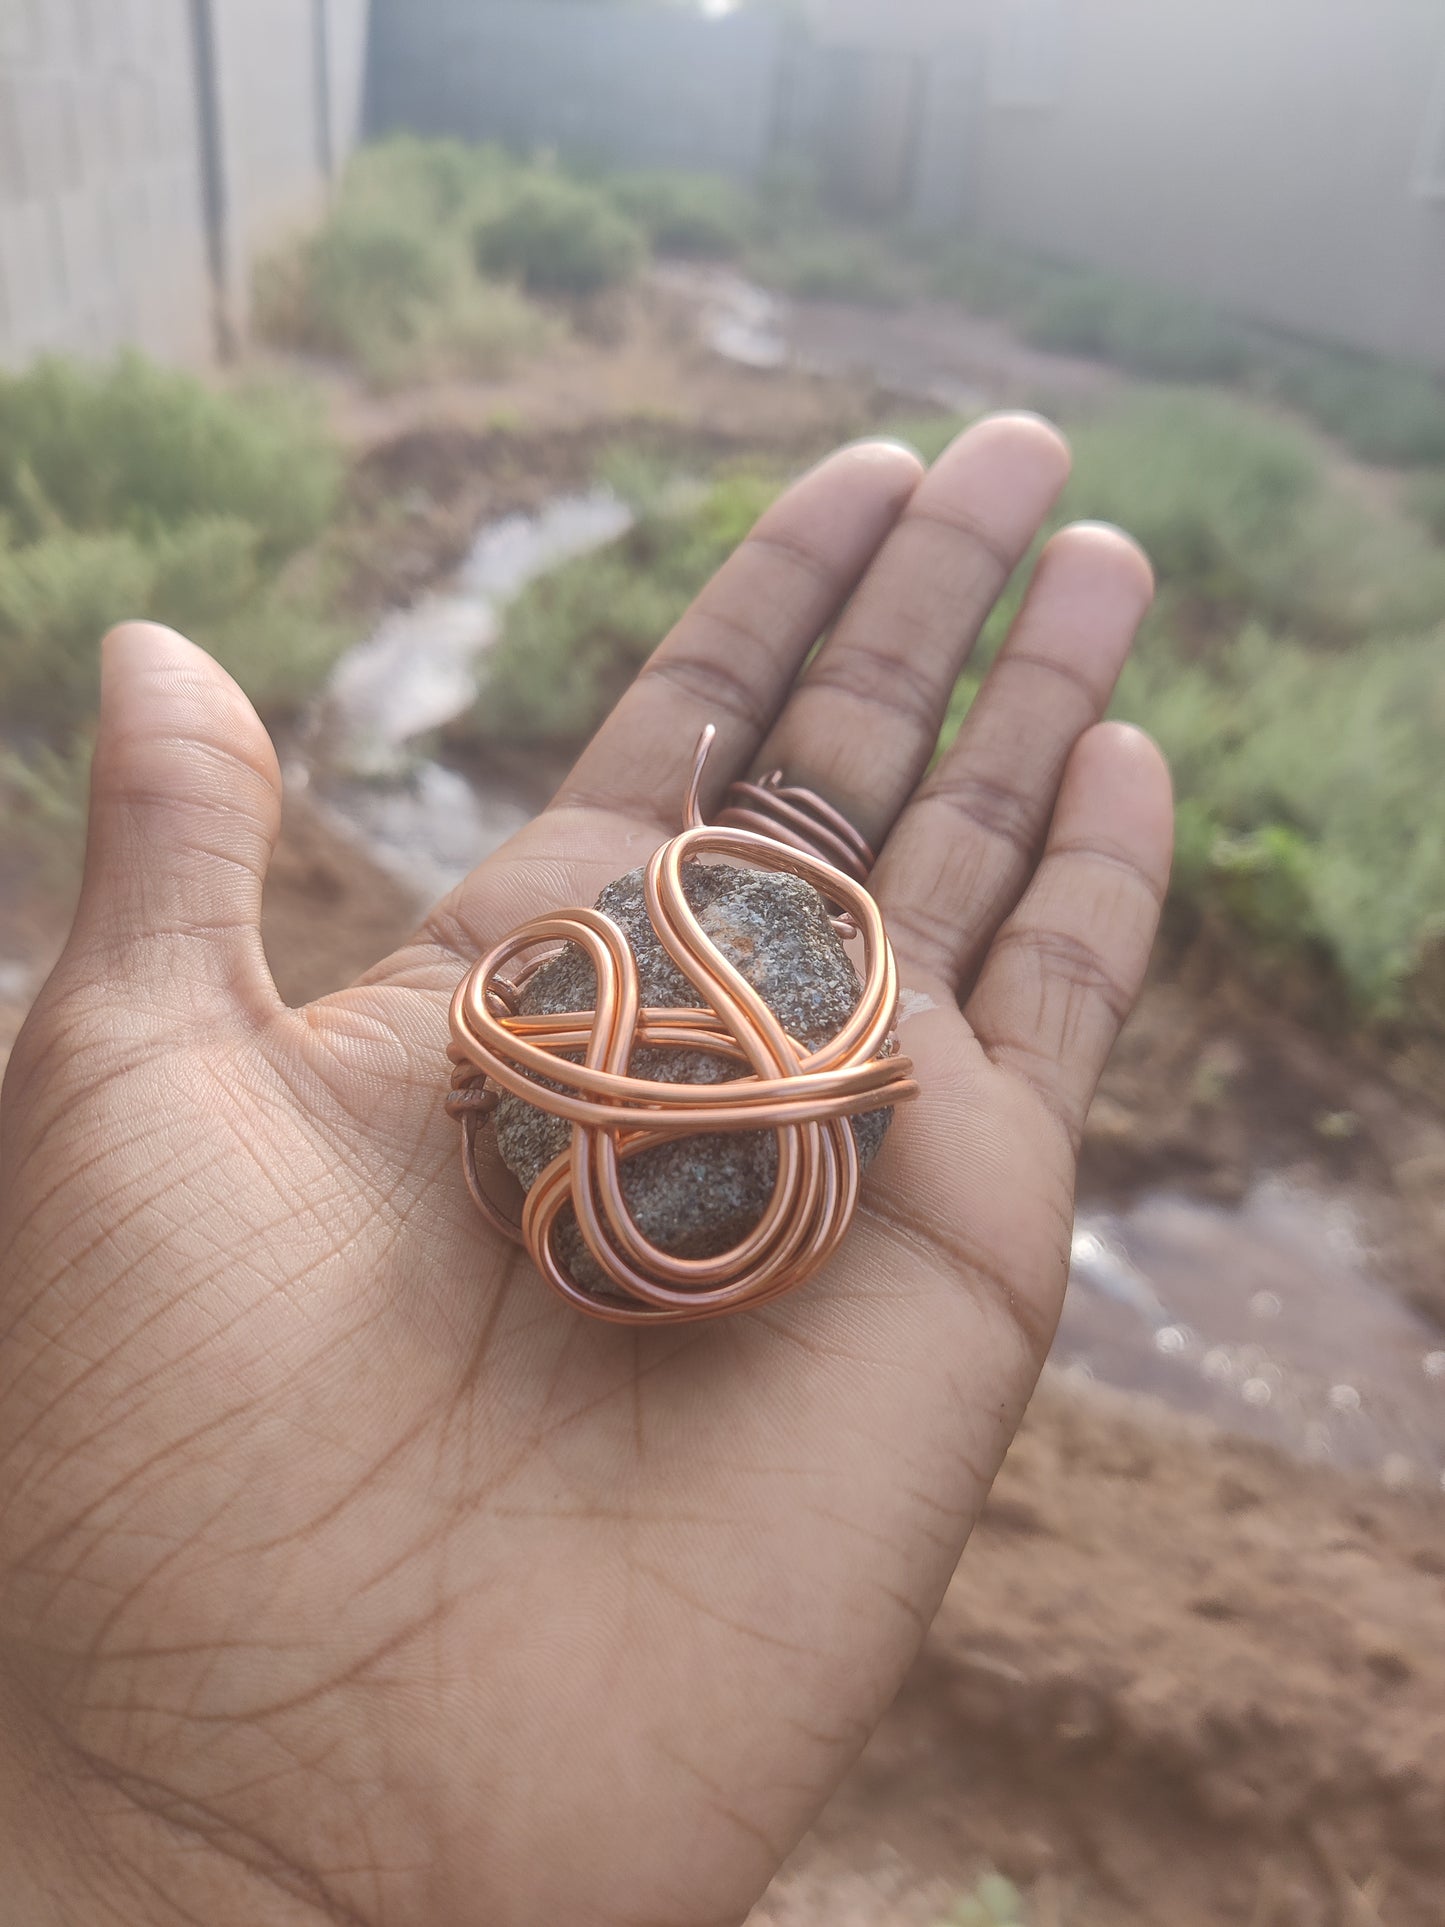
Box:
447, 726, 917, 1325
718, 769, 875, 885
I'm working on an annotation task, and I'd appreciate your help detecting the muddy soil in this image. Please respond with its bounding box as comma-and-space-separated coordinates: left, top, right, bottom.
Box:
757, 1378, 1445, 1927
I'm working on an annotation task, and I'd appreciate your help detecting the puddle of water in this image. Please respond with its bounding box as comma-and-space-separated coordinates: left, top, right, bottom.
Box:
658, 264, 791, 371
299, 489, 633, 898
1061, 1179, 1445, 1489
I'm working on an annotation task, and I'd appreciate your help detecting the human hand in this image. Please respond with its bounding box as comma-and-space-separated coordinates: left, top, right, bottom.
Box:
0, 417, 1170, 1926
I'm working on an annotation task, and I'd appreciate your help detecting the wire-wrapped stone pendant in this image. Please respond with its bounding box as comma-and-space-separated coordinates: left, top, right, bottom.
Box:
446, 727, 918, 1325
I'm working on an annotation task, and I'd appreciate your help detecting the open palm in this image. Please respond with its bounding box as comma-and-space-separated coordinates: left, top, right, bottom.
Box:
0, 418, 1170, 1927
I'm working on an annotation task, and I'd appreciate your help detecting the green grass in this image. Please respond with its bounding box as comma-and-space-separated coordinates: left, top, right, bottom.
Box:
919, 392, 1445, 1023
475, 172, 647, 298
604, 169, 752, 258
0, 352, 337, 560
0, 354, 347, 868
257, 137, 573, 385
1406, 468, 1445, 543
1268, 349, 1445, 467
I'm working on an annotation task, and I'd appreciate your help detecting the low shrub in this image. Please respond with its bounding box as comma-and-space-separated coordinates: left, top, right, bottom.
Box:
925, 240, 1063, 318
475, 174, 647, 298
605, 169, 752, 257
909, 392, 1445, 665
342, 133, 515, 227
1058, 392, 1445, 644
1119, 622, 1445, 1015
1270, 350, 1445, 466
1406, 467, 1445, 543
0, 355, 345, 759
0, 353, 337, 560
746, 227, 905, 305
0, 519, 343, 733
257, 141, 551, 386
1023, 273, 1254, 382
905, 389, 1445, 1021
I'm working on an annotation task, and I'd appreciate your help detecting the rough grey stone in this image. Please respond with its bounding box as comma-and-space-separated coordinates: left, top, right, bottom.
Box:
494, 861, 892, 1289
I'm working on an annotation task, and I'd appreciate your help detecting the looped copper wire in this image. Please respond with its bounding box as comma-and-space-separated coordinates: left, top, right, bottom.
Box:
717, 770, 874, 885
447, 725, 917, 1326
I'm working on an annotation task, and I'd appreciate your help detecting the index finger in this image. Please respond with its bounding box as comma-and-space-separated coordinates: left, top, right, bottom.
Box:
551, 441, 923, 833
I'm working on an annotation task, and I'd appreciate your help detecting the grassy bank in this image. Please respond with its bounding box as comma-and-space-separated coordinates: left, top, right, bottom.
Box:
0, 355, 344, 868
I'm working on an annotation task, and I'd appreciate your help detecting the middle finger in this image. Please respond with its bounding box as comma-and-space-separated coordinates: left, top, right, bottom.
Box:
741, 414, 1071, 855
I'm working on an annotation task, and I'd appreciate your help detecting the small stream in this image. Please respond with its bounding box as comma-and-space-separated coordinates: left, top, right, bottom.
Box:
1064, 1183, 1445, 1487
296, 490, 633, 903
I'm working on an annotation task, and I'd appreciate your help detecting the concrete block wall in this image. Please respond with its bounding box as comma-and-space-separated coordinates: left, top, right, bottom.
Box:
367, 0, 784, 180
0, 0, 371, 368
970, 0, 1445, 376
0, 0, 214, 365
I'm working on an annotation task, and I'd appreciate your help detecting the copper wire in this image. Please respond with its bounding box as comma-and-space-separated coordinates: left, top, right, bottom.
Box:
447, 725, 917, 1325
717, 770, 875, 885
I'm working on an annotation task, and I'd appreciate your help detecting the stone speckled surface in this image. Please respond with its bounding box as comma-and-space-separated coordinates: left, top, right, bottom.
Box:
494, 862, 891, 1288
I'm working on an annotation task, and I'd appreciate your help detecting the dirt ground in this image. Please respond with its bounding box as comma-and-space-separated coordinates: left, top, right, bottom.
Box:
4, 286, 1443, 1927
759, 1378, 1445, 1927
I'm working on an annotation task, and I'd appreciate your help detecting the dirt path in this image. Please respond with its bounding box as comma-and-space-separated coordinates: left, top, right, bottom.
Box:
758, 1377, 1445, 1927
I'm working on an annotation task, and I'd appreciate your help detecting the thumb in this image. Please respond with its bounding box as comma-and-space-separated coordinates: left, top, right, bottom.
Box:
67, 623, 283, 1019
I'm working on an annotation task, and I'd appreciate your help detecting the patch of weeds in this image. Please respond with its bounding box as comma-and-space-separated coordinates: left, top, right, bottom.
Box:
1269, 349, 1445, 467
475, 173, 647, 299
925, 240, 1066, 319
1116, 620, 1445, 1017
0, 353, 347, 874
1022, 272, 1254, 381
914, 388, 1445, 1025
0, 520, 344, 734
746, 225, 907, 305
898, 392, 1445, 649
1058, 392, 1445, 643
604, 169, 752, 257
258, 136, 556, 385
0, 353, 337, 560
1406, 468, 1445, 543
